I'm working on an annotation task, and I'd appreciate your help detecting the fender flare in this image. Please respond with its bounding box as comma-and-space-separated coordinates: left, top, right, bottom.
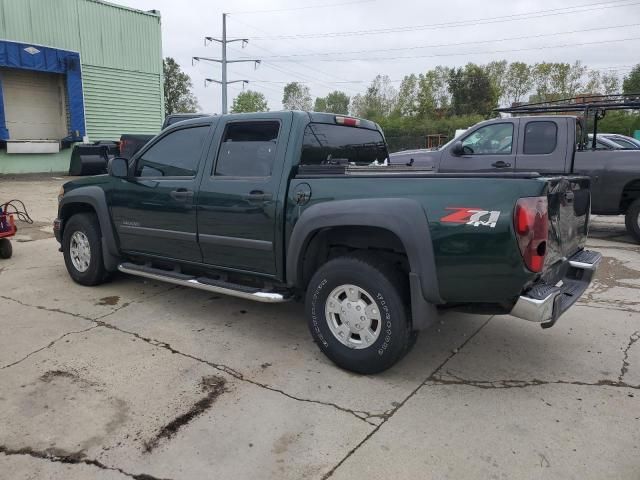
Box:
287, 198, 443, 307
59, 186, 120, 271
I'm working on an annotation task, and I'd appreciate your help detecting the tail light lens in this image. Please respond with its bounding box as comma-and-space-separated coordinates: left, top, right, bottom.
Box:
514, 196, 548, 273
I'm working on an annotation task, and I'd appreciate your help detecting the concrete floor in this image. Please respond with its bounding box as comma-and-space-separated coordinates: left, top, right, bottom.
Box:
0, 175, 638, 480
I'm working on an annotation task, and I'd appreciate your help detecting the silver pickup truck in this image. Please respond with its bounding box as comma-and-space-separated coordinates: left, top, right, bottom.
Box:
389, 115, 640, 242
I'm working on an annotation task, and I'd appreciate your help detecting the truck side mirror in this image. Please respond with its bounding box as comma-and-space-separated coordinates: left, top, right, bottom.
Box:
108, 157, 129, 178
451, 140, 465, 156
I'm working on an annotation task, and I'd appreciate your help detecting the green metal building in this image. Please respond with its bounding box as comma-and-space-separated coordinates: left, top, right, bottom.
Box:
0, 0, 163, 174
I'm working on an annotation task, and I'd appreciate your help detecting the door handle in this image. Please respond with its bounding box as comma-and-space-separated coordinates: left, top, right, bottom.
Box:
491, 160, 512, 168
170, 188, 194, 201
243, 190, 273, 201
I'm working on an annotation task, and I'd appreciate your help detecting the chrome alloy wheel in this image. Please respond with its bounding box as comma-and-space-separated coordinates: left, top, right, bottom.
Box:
325, 284, 382, 349
70, 231, 91, 273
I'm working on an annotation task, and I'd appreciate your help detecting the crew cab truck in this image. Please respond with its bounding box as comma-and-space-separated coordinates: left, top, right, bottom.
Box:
54, 112, 601, 374
389, 115, 640, 242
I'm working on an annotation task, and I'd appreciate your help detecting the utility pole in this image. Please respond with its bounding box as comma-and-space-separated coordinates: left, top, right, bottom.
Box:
193, 13, 260, 114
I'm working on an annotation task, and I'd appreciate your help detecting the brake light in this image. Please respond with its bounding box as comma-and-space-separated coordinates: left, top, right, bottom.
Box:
335, 115, 360, 127
514, 196, 548, 273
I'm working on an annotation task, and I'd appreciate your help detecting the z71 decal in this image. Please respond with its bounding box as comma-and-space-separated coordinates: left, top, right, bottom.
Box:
441, 207, 501, 228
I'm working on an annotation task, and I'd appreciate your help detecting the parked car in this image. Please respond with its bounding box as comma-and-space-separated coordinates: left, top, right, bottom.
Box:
599, 133, 640, 149
389, 116, 640, 242
54, 112, 600, 374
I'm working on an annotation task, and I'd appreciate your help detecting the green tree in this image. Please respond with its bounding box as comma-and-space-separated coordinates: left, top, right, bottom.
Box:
484, 60, 508, 106
552, 61, 586, 98
623, 65, 640, 94
351, 75, 397, 120
314, 97, 327, 112
324, 91, 350, 114
416, 67, 450, 117
584, 69, 601, 94
395, 74, 419, 117
230, 90, 268, 113
283, 82, 312, 110
504, 62, 533, 105
531, 62, 555, 101
448, 63, 498, 117
314, 91, 350, 114
163, 57, 199, 115
601, 72, 621, 95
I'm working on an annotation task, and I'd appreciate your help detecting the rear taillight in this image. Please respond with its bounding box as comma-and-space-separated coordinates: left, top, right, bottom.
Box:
514, 196, 548, 273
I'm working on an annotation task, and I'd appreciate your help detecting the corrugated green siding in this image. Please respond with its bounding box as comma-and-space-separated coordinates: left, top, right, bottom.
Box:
83, 65, 162, 139
77, 1, 162, 74
0, 0, 164, 143
0, 0, 162, 74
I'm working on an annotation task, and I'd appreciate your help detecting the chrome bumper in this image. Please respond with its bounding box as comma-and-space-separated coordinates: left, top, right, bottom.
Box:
510, 250, 602, 328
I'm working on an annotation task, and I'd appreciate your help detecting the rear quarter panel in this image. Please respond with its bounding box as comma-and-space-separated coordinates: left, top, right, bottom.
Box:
574, 150, 640, 214
286, 176, 548, 303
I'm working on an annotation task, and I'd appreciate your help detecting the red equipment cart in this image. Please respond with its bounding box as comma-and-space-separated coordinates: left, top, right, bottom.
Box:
0, 204, 18, 259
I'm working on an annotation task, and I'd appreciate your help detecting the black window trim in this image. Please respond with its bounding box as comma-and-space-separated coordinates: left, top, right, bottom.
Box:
459, 122, 515, 156
211, 119, 283, 180
523, 120, 558, 156
132, 124, 211, 180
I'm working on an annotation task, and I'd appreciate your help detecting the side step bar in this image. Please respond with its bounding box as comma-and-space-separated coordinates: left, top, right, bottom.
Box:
118, 263, 291, 303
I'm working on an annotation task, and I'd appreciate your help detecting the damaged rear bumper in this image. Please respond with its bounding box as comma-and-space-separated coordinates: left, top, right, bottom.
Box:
510, 249, 601, 328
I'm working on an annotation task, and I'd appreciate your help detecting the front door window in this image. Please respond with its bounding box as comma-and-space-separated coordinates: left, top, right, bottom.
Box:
462, 123, 514, 155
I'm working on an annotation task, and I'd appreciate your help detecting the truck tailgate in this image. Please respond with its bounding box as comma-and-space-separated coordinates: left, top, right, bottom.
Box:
510, 175, 599, 328
544, 176, 590, 270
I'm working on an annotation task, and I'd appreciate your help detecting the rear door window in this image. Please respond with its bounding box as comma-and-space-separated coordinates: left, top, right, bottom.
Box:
301, 123, 387, 166
215, 121, 280, 177
523, 121, 557, 155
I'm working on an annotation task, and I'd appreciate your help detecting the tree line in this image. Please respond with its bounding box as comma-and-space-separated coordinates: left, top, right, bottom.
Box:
163, 56, 640, 139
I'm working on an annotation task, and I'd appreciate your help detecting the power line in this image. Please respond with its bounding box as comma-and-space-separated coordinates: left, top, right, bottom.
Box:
229, 0, 374, 15
254, 22, 640, 59
227, 43, 345, 93
249, 0, 640, 40
192, 13, 261, 113
246, 35, 640, 63
228, 16, 362, 95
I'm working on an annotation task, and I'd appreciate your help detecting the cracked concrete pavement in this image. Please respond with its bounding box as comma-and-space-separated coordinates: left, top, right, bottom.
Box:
0, 176, 638, 479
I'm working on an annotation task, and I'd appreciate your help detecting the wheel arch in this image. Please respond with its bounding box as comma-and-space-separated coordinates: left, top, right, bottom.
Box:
620, 178, 640, 213
287, 198, 442, 330
59, 186, 119, 271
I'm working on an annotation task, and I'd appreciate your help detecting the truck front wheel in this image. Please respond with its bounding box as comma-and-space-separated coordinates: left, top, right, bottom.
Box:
62, 213, 110, 286
625, 199, 640, 243
305, 255, 415, 374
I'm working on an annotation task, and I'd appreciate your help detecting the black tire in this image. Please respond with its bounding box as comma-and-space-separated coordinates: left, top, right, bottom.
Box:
62, 213, 109, 286
625, 199, 640, 243
305, 255, 415, 374
0, 238, 12, 259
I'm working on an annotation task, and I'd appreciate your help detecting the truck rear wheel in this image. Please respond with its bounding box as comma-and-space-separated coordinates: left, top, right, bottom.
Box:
62, 213, 110, 286
305, 255, 414, 374
625, 199, 640, 243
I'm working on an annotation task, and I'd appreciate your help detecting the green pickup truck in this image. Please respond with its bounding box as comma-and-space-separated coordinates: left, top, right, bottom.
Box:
54, 112, 601, 374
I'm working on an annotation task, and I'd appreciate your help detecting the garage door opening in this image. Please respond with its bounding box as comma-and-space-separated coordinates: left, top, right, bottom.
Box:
0, 40, 86, 154
2, 68, 68, 142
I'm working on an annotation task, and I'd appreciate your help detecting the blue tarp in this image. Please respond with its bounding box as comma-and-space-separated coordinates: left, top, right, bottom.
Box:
0, 40, 86, 141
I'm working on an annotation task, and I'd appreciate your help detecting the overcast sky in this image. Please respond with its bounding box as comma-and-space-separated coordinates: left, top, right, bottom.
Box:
113, 0, 639, 113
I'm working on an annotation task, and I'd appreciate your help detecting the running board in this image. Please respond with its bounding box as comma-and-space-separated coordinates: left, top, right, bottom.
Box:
117, 263, 291, 303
